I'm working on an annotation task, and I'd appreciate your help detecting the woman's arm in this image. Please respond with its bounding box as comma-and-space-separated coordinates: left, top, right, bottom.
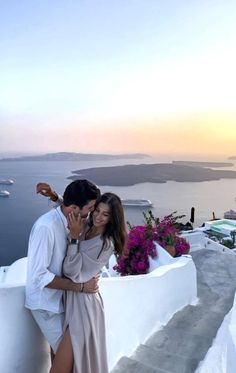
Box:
63, 243, 83, 283
63, 239, 114, 283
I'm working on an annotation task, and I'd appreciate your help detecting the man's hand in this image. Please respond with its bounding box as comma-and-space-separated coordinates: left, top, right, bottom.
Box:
36, 182, 58, 201
46, 275, 99, 293
82, 276, 99, 293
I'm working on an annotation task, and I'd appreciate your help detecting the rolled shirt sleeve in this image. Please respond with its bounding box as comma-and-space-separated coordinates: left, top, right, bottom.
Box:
25, 207, 68, 313
49, 194, 63, 208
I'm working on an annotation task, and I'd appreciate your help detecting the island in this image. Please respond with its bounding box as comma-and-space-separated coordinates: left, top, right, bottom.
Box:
67, 163, 236, 186
172, 161, 234, 167
228, 156, 236, 160
0, 152, 150, 162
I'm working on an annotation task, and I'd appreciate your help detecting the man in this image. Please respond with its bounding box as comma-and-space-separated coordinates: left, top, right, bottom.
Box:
25, 179, 101, 354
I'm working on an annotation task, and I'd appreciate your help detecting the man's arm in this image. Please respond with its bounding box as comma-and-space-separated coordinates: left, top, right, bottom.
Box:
29, 225, 99, 294
36, 182, 59, 202
46, 275, 99, 293
35, 185, 99, 293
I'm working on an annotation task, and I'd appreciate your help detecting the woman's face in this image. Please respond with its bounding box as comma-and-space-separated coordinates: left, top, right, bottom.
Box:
92, 202, 110, 229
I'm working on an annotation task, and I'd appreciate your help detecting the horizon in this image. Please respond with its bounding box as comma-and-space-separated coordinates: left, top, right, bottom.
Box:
0, 150, 235, 163
1, 1, 236, 155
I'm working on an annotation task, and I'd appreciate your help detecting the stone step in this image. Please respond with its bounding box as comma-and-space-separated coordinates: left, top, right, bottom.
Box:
110, 250, 236, 373
111, 302, 230, 372
110, 356, 169, 373
164, 309, 223, 338
133, 344, 199, 373
145, 312, 223, 361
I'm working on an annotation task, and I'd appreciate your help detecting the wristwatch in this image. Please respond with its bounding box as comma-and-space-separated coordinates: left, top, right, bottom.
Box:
69, 238, 79, 245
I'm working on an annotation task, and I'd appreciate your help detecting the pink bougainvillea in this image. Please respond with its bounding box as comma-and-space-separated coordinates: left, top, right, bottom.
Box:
114, 211, 190, 276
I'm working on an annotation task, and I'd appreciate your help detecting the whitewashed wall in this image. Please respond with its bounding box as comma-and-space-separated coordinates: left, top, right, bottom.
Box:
181, 230, 235, 255
102, 252, 197, 369
0, 245, 197, 372
195, 293, 236, 373
0, 285, 51, 373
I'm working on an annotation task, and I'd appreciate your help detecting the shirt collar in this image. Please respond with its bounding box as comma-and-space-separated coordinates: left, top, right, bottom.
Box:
56, 206, 69, 234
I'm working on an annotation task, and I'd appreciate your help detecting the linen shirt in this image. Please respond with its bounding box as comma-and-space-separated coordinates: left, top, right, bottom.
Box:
25, 206, 69, 313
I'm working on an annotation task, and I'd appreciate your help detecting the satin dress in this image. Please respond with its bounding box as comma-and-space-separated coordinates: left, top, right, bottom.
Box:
63, 228, 114, 373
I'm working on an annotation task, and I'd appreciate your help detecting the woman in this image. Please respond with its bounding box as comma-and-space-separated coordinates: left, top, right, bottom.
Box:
50, 192, 127, 373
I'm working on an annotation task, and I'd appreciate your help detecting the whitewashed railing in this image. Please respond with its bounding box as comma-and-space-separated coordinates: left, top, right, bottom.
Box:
0, 244, 197, 372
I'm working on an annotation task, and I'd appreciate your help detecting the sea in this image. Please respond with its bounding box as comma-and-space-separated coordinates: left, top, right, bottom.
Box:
1, 154, 236, 266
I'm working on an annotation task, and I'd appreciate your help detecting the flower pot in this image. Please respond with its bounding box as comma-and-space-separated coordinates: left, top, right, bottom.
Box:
165, 245, 176, 257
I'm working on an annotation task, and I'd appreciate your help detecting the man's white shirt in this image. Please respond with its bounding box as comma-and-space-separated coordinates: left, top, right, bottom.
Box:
25, 206, 69, 313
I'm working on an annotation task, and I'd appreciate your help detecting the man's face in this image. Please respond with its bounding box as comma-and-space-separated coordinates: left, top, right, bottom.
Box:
78, 199, 97, 218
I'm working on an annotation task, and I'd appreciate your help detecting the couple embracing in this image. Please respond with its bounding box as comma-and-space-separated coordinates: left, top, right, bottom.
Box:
25, 180, 127, 373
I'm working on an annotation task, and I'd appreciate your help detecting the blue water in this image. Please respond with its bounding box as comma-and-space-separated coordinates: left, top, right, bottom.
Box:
1, 157, 236, 265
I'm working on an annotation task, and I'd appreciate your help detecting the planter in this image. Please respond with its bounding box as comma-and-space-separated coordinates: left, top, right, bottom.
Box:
148, 242, 177, 272
165, 245, 176, 257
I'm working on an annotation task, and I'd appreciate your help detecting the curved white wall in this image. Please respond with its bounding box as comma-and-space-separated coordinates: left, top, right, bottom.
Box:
0, 285, 51, 373
101, 246, 197, 370
181, 230, 235, 255
195, 293, 236, 373
0, 245, 197, 372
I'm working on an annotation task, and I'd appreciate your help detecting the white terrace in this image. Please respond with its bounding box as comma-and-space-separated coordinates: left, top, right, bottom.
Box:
1, 221, 236, 373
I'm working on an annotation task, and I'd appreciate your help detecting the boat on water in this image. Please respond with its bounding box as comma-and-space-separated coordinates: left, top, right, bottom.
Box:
0, 190, 10, 197
121, 198, 152, 207
0, 179, 14, 185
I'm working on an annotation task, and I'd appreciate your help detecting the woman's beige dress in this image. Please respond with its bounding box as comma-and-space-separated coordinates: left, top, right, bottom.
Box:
63, 228, 114, 373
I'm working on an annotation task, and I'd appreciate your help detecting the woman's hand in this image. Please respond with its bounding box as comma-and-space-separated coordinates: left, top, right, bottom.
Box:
36, 182, 58, 201
67, 211, 86, 239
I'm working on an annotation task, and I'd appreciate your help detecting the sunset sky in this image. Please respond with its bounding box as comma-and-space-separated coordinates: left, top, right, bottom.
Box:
1, 0, 236, 157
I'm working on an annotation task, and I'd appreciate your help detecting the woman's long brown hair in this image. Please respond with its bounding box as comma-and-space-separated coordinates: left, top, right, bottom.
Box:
89, 192, 127, 257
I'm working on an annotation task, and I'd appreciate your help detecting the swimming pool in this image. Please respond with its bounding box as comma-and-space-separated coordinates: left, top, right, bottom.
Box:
205, 219, 236, 236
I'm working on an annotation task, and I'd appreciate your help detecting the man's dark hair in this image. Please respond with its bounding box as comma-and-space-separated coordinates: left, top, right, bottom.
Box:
63, 179, 100, 208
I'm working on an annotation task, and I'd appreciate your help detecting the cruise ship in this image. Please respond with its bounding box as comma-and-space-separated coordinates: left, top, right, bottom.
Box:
0, 179, 14, 185
121, 198, 152, 207
0, 190, 10, 197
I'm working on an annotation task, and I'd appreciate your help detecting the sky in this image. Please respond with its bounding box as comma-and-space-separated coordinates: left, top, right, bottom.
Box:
1, 0, 236, 158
